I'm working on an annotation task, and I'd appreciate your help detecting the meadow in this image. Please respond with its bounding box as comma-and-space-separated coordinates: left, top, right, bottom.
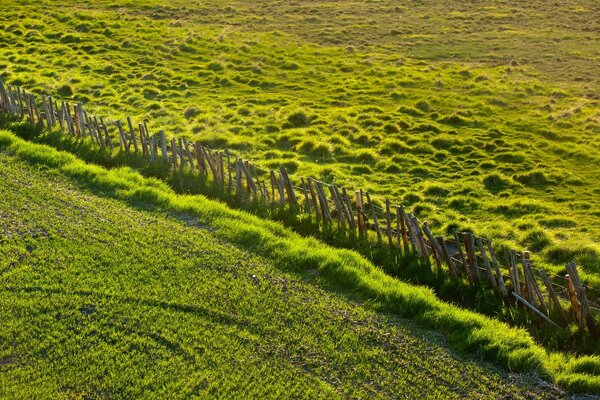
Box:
2, 0, 600, 395
1, 0, 599, 276
0, 130, 565, 398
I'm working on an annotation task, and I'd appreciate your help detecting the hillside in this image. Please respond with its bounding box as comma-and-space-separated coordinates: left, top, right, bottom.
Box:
0, 131, 562, 398
1, 0, 599, 273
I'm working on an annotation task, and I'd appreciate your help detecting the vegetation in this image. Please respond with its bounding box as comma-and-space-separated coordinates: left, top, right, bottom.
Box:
1, 128, 600, 395
1, 0, 598, 278
0, 130, 569, 398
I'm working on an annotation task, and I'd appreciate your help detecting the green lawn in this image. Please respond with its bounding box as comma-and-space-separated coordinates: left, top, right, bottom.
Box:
0, 148, 563, 398
1, 0, 599, 275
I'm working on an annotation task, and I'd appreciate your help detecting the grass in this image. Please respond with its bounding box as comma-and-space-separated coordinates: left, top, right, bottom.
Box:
1, 0, 599, 280
0, 132, 566, 398
1, 129, 600, 394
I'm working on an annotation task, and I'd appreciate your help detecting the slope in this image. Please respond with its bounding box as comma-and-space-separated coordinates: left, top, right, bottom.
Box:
0, 132, 563, 398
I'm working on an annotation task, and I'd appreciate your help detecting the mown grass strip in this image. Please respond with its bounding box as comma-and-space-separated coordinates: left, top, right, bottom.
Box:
0, 128, 599, 393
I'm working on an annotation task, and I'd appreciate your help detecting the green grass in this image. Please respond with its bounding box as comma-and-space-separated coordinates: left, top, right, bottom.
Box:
0, 132, 565, 398
1, 0, 599, 280
1, 129, 600, 394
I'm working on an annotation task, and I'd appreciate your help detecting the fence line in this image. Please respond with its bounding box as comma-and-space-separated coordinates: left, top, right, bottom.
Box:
1, 76, 597, 336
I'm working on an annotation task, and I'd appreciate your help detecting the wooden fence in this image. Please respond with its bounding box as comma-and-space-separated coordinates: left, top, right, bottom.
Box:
1, 76, 598, 335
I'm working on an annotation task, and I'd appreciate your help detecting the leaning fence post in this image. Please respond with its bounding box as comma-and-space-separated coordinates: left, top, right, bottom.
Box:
538, 269, 568, 324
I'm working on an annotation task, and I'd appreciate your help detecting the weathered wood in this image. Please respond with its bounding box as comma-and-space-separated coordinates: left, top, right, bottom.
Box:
477, 238, 497, 289
24, 93, 34, 124
139, 123, 148, 157
307, 178, 321, 221
385, 199, 394, 246
486, 241, 507, 297
64, 101, 74, 134
538, 269, 568, 324
341, 187, 356, 232
365, 192, 382, 241
271, 170, 285, 204
47, 96, 55, 127
218, 151, 225, 186
241, 160, 258, 195
355, 190, 366, 236
55, 99, 64, 130
236, 159, 244, 198
194, 142, 206, 173
397, 205, 410, 251
0, 77, 9, 112
203, 147, 218, 182
115, 120, 127, 152
315, 181, 332, 222
42, 95, 52, 127
224, 149, 232, 188
334, 186, 352, 228
422, 222, 442, 269
512, 292, 561, 329
566, 263, 595, 332
178, 138, 187, 168
453, 231, 471, 282
463, 233, 480, 282
150, 134, 158, 162
510, 250, 522, 297
523, 252, 548, 314
328, 185, 344, 226
279, 165, 298, 207
183, 138, 194, 168
171, 138, 178, 168
160, 131, 168, 164
126, 116, 139, 154
77, 102, 86, 137
300, 178, 311, 214
409, 215, 428, 258
93, 116, 105, 147
439, 236, 458, 279
566, 274, 580, 322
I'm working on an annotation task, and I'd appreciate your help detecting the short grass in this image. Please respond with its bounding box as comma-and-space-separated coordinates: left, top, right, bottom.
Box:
2, 129, 600, 394
1, 0, 599, 277
0, 142, 563, 398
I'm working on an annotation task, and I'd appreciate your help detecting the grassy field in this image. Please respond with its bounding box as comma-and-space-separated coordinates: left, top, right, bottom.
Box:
2, 128, 600, 394
1, 0, 599, 276
0, 133, 566, 398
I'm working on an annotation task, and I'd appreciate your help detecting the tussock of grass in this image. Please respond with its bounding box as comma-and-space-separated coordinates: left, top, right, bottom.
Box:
1, 129, 599, 393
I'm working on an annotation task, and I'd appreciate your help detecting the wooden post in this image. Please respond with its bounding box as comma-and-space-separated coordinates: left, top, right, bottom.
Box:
77, 102, 86, 137
365, 192, 382, 241
64, 102, 74, 134
139, 123, 148, 157
385, 199, 394, 246
307, 178, 321, 221
300, 178, 312, 214
126, 116, 139, 154
218, 152, 225, 186
279, 165, 298, 207
328, 185, 344, 226
159, 131, 168, 164
477, 238, 498, 289
342, 187, 356, 232
171, 138, 178, 168
523, 252, 549, 314
355, 190, 366, 236
439, 236, 458, 279
409, 215, 428, 258
241, 160, 258, 196
225, 149, 232, 188
315, 181, 332, 222
566, 263, 594, 332
397, 205, 410, 251
236, 158, 244, 198
47, 95, 55, 127
486, 241, 507, 297
178, 139, 188, 168
538, 269, 568, 324
194, 142, 206, 174
422, 222, 442, 269
463, 233, 480, 282
453, 231, 471, 282
510, 250, 522, 297
0, 77, 9, 112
